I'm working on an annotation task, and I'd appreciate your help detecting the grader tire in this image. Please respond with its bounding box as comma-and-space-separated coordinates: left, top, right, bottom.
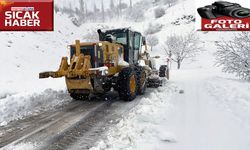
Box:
118, 67, 137, 101
70, 93, 89, 101
135, 67, 147, 95
159, 65, 170, 80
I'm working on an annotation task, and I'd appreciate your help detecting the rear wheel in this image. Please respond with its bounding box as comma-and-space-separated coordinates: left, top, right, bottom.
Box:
136, 67, 147, 95
118, 67, 137, 101
159, 65, 170, 80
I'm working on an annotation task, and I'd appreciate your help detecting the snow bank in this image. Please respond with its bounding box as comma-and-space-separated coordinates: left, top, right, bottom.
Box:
0, 89, 71, 125
91, 83, 178, 150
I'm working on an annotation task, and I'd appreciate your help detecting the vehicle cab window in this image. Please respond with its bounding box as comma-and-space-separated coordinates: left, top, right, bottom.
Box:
134, 33, 141, 50
113, 33, 127, 45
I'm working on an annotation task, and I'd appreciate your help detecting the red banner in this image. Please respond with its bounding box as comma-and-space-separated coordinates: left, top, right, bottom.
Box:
0, 0, 53, 31
201, 16, 250, 31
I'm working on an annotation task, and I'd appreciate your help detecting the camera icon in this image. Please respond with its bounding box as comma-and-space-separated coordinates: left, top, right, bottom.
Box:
197, 1, 250, 19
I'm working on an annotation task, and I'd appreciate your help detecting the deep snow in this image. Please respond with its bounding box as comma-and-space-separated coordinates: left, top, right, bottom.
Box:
90, 56, 250, 150
0, 0, 250, 149
0, 12, 78, 125
89, 0, 250, 149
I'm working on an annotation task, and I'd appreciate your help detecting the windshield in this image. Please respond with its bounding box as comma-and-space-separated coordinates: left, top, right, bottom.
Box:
70, 45, 95, 67
112, 32, 127, 45
134, 33, 141, 50
70, 45, 94, 58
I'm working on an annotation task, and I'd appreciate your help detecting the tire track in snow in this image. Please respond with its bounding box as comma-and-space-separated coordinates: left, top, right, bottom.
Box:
0, 89, 156, 150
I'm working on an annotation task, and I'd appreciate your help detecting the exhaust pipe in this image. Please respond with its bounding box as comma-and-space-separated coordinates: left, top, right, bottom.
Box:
97, 29, 105, 41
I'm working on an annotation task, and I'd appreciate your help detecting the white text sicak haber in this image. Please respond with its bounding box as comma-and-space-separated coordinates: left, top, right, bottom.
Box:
4, 11, 40, 27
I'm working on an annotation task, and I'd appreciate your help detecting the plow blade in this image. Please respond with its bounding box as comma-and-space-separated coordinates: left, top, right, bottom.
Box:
39, 71, 61, 79
39, 57, 69, 79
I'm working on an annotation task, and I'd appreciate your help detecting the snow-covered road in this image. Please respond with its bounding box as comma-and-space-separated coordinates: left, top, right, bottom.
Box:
161, 69, 250, 150
0, 90, 155, 150
92, 68, 250, 150
1, 68, 250, 150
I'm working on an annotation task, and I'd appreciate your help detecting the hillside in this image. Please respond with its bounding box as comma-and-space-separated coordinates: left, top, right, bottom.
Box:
1, 0, 250, 149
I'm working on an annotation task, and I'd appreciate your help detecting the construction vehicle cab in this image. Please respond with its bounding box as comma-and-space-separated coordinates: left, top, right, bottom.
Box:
98, 28, 146, 65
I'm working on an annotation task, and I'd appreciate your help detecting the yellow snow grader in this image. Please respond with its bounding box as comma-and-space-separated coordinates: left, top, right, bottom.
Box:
39, 28, 169, 101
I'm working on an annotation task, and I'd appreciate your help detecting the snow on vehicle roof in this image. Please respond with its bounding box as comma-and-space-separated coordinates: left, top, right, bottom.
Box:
103, 27, 141, 34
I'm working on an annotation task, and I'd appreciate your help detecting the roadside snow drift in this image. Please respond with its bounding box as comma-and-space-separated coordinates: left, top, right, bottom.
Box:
91, 83, 178, 150
0, 89, 71, 126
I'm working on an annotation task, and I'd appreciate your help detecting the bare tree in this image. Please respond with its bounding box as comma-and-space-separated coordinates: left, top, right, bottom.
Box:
147, 35, 159, 51
215, 32, 250, 80
119, 3, 128, 9
164, 31, 201, 69
79, 0, 85, 22
101, 0, 105, 22
68, 3, 74, 16
118, 0, 122, 18
85, 3, 88, 16
110, 0, 115, 9
93, 2, 99, 13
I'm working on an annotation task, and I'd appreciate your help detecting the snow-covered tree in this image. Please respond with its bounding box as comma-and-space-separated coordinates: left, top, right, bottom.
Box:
154, 7, 165, 18
147, 36, 159, 51
164, 31, 201, 69
215, 32, 250, 80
